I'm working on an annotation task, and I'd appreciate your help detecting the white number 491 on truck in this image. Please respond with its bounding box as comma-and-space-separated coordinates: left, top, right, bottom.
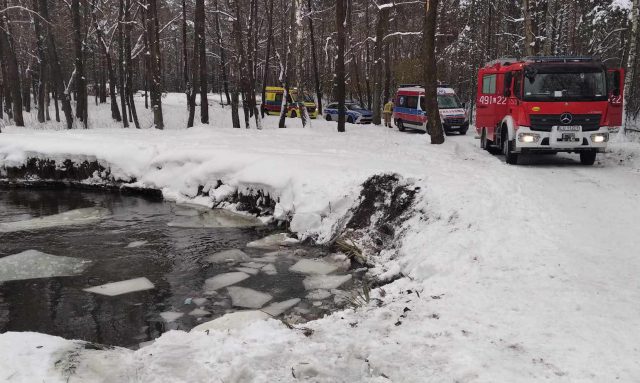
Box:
475, 56, 624, 165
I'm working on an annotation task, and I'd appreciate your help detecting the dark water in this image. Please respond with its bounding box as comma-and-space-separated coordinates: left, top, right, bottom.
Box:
0, 188, 351, 348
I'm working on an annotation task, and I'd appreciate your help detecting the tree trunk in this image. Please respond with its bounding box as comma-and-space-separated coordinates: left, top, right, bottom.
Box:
336, 0, 346, 132
72, 0, 88, 128
229, 0, 251, 129
0, 6, 24, 127
146, 0, 164, 129
213, 0, 231, 105
306, 0, 322, 115
182, 0, 191, 108
118, 0, 129, 127
197, 0, 209, 124
423, 0, 444, 144
261, 0, 274, 117
523, 0, 535, 56
372, 6, 389, 125
624, 0, 639, 123
33, 0, 47, 123
124, 0, 140, 129
543, 0, 556, 55
187, 0, 202, 128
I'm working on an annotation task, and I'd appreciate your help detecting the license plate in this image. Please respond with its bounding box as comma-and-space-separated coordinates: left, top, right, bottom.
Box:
556, 125, 581, 132
451, 126, 460, 129
561, 133, 576, 142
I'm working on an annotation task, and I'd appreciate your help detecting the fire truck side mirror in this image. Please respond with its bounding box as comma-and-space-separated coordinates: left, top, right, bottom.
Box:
462, 102, 466, 109
504, 89, 512, 97
612, 88, 620, 97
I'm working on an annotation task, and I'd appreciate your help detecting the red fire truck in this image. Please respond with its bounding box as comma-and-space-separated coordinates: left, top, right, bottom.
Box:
475, 57, 624, 165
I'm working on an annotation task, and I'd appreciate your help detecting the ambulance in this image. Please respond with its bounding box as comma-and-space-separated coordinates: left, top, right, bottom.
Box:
393, 85, 469, 134
262, 86, 318, 119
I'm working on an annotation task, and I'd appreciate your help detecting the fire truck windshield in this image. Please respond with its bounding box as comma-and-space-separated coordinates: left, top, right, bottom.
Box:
523, 71, 607, 102
436, 95, 462, 109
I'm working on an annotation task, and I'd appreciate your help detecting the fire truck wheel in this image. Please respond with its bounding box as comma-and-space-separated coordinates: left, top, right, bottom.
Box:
580, 152, 597, 166
503, 138, 519, 165
397, 120, 405, 132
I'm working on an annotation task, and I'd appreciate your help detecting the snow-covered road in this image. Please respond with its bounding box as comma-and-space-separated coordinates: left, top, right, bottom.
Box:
1, 109, 639, 381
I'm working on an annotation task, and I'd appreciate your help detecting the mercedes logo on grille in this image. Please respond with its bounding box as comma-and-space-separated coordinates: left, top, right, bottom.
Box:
560, 113, 573, 125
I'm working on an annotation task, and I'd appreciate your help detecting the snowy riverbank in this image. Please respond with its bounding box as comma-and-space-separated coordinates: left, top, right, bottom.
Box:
2, 99, 640, 381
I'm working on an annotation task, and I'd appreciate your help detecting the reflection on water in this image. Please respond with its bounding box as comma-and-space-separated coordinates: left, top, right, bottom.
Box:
0, 188, 353, 348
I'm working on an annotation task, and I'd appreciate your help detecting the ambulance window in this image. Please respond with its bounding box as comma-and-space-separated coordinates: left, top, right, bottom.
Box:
420, 96, 426, 111
482, 74, 497, 94
274, 93, 283, 105
406, 96, 418, 109
398, 96, 406, 107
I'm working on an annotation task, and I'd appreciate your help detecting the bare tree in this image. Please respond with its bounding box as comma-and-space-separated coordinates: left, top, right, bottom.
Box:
72, 0, 88, 128
146, 0, 164, 129
0, 3, 24, 127
372, 4, 390, 125
423, 0, 443, 144
336, 0, 346, 133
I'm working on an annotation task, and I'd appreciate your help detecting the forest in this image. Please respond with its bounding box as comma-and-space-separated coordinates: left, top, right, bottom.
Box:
0, 0, 638, 132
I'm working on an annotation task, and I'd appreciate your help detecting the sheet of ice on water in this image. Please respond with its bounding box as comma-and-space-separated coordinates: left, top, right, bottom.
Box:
0, 250, 90, 282
227, 286, 273, 309
190, 311, 270, 332
83, 277, 155, 296
167, 209, 263, 228
261, 298, 301, 317
204, 272, 250, 291
289, 259, 338, 275
0, 207, 109, 233
160, 311, 184, 322
303, 275, 352, 290
204, 249, 250, 264
246, 233, 299, 248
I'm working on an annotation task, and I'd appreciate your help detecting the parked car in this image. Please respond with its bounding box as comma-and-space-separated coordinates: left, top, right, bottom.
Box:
324, 102, 373, 124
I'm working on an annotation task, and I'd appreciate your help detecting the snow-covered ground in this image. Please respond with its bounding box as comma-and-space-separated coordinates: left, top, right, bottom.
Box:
1, 95, 640, 382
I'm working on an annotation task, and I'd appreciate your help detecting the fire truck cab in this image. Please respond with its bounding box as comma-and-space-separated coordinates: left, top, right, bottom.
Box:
475, 57, 624, 165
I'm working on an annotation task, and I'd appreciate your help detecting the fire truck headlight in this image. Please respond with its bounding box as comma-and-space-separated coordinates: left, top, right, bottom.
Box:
591, 133, 609, 143
518, 133, 540, 143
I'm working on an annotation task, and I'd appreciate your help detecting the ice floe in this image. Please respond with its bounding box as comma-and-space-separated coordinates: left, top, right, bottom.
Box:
0, 207, 108, 233
204, 272, 250, 291
239, 262, 267, 269
160, 312, 184, 322
261, 264, 278, 275
246, 233, 298, 248
289, 259, 338, 275
190, 310, 270, 332
83, 277, 155, 296
306, 289, 333, 300
192, 298, 208, 306
302, 275, 352, 290
125, 241, 148, 248
0, 250, 90, 283
188, 308, 211, 317
261, 298, 301, 317
204, 249, 250, 264
167, 209, 263, 228
235, 267, 259, 275
227, 287, 273, 309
